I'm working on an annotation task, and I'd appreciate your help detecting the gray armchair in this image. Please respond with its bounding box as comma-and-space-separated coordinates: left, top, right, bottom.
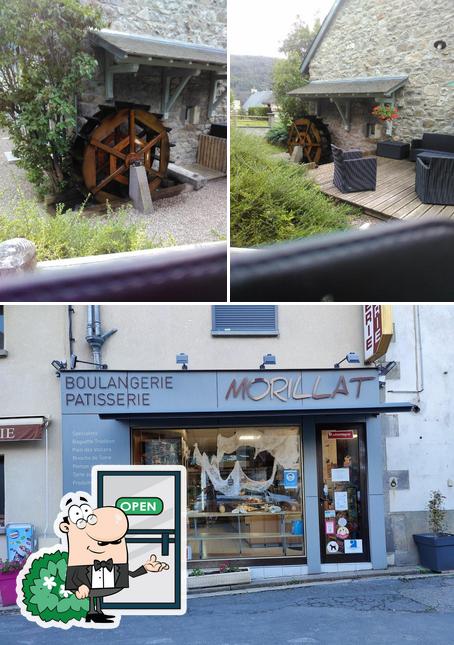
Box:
416, 153, 454, 205
332, 145, 377, 193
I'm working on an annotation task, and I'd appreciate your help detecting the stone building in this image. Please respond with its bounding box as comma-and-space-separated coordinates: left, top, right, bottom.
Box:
289, 0, 454, 153
78, 0, 227, 164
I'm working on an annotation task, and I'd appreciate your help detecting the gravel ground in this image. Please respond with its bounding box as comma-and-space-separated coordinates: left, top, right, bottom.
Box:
132, 177, 227, 245
0, 130, 227, 246
0, 131, 38, 207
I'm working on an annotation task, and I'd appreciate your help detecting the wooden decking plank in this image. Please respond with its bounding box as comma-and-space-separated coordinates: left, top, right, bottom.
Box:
388, 196, 428, 218
384, 191, 424, 216
309, 157, 452, 222
438, 205, 454, 218
360, 178, 415, 207
366, 186, 417, 212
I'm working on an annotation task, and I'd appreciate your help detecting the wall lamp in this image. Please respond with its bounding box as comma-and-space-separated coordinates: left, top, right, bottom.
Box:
260, 354, 276, 370
70, 354, 108, 370
378, 361, 397, 376
51, 359, 67, 377
176, 353, 189, 370
334, 352, 360, 369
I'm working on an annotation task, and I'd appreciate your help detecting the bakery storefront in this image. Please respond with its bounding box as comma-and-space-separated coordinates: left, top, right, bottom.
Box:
60, 369, 414, 574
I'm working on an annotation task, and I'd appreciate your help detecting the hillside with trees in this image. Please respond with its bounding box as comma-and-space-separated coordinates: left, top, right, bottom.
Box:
230, 55, 278, 104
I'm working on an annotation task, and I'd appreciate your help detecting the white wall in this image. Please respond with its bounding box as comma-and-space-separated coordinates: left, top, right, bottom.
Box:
386, 305, 454, 513
0, 305, 68, 557
70, 304, 365, 370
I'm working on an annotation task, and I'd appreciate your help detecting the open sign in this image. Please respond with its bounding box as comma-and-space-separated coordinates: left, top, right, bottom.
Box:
116, 497, 163, 515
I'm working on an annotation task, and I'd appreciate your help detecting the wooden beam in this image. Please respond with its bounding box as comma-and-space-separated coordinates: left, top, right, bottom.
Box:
107, 63, 140, 74
332, 98, 351, 131
162, 71, 200, 118
119, 55, 226, 72
104, 50, 114, 100
208, 73, 227, 117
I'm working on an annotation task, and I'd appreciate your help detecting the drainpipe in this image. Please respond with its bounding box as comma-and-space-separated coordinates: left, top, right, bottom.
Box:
387, 305, 424, 403
86, 305, 117, 369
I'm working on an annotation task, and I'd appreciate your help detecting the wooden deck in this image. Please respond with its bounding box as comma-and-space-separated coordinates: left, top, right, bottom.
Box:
308, 157, 454, 220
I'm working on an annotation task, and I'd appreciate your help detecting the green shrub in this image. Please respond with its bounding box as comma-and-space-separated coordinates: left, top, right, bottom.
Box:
21, 550, 88, 624
230, 130, 353, 247
0, 0, 104, 197
0, 196, 170, 261
248, 106, 269, 117
266, 121, 289, 147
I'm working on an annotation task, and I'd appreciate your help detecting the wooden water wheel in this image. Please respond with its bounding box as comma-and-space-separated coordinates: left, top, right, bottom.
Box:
78, 105, 170, 203
287, 116, 332, 165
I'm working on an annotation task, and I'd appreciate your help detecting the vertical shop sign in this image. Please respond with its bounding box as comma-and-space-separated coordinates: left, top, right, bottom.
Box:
364, 305, 393, 363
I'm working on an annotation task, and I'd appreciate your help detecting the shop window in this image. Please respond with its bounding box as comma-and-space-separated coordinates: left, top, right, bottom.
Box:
0, 456, 4, 527
133, 426, 305, 562
211, 305, 278, 336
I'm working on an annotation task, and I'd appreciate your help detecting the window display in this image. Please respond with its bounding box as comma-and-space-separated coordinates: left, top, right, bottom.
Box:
133, 426, 305, 561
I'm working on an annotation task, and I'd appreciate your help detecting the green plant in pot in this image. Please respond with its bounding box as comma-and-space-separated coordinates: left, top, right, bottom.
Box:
413, 490, 454, 572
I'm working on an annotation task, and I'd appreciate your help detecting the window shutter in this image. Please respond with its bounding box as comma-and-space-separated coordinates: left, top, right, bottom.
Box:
211, 305, 278, 336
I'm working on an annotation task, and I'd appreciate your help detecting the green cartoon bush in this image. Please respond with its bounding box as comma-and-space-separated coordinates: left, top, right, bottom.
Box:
21, 550, 88, 624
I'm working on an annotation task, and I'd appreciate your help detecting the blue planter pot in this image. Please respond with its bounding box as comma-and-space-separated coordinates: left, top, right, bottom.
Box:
413, 533, 454, 572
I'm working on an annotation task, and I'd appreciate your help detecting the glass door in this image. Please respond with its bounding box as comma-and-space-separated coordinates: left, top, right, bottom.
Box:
316, 424, 370, 563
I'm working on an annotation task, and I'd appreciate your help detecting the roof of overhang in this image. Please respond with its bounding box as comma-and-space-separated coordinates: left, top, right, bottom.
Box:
288, 75, 408, 99
99, 403, 418, 421
91, 30, 227, 68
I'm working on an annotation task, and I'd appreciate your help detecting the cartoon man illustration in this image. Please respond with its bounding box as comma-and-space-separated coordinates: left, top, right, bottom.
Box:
59, 493, 169, 624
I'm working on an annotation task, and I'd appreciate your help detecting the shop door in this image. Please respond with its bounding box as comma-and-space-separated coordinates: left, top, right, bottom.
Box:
316, 424, 370, 563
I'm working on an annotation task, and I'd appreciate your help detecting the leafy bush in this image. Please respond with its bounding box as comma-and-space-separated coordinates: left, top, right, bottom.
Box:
0, 196, 169, 261
266, 121, 290, 147
0, 0, 103, 197
248, 106, 269, 117
20, 550, 88, 624
230, 130, 352, 247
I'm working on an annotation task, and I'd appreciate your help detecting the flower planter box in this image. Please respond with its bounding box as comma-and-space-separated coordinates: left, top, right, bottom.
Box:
188, 568, 251, 589
413, 533, 454, 572
0, 571, 19, 606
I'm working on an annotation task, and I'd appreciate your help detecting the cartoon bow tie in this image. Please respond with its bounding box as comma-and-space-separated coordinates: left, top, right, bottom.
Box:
94, 558, 114, 572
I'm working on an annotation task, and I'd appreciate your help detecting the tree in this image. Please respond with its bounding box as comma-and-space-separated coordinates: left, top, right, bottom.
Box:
0, 0, 103, 197
272, 16, 321, 123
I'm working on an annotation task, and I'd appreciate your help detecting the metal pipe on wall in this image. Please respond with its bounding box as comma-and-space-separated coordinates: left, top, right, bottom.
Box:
85, 305, 117, 369
387, 305, 424, 400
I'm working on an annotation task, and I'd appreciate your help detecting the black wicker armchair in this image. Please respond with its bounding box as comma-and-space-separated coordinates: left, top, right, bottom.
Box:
415, 153, 454, 205
332, 145, 377, 193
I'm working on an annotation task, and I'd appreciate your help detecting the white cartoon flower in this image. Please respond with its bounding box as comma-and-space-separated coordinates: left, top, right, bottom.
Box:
42, 575, 57, 590
59, 584, 72, 598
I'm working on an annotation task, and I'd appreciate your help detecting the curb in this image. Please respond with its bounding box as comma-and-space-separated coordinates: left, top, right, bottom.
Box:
187, 567, 454, 598
3, 568, 453, 610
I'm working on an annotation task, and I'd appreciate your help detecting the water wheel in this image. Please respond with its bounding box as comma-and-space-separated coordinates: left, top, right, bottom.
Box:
287, 116, 332, 164
77, 105, 170, 203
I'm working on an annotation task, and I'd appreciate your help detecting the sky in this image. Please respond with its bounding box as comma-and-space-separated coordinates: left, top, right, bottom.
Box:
229, 0, 335, 58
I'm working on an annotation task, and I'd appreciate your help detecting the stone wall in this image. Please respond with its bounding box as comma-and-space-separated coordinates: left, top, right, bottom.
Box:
79, 0, 226, 164
314, 99, 380, 154
308, 0, 454, 149
84, 0, 227, 47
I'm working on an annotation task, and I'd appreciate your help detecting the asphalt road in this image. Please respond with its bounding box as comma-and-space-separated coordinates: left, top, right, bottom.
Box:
1, 575, 454, 645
